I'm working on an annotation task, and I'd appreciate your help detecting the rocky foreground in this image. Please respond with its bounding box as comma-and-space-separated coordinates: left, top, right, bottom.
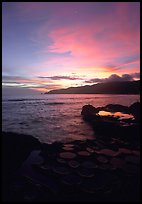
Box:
2, 102, 140, 202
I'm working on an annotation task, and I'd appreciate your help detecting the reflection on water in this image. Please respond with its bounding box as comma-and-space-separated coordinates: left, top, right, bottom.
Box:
97, 111, 134, 120
114, 112, 134, 120
97, 111, 112, 117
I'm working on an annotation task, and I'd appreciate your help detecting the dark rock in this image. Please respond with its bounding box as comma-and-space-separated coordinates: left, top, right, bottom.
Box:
68, 160, 80, 168
41, 142, 62, 153
52, 165, 71, 175
2, 132, 41, 174
61, 174, 82, 186
132, 150, 140, 156
81, 102, 140, 143
81, 161, 97, 169
78, 151, 91, 156
78, 168, 95, 178
32, 163, 51, 173
2, 132, 41, 202
125, 156, 140, 165
59, 152, 76, 159
62, 147, 74, 151
92, 119, 121, 136
110, 158, 125, 169
129, 102, 140, 120
86, 147, 95, 153
63, 144, 74, 147
97, 156, 108, 164
118, 148, 132, 155
81, 104, 98, 121
81, 173, 108, 193
104, 104, 129, 113
122, 163, 139, 174
95, 149, 118, 157
2, 113, 140, 202
57, 158, 66, 164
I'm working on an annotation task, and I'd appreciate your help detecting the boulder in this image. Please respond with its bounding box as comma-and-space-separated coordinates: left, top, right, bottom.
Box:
81, 104, 98, 121
2, 132, 41, 175
81, 104, 97, 115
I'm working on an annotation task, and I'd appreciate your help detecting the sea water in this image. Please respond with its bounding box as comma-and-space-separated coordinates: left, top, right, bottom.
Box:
2, 94, 140, 144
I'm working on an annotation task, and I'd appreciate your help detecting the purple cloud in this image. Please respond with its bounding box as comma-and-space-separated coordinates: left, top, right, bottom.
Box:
130, 72, 140, 79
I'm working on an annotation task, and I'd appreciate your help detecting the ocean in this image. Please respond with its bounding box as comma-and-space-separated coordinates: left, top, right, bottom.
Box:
2, 94, 140, 144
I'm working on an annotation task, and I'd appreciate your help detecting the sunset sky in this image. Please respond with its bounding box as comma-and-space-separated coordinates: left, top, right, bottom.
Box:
2, 2, 140, 93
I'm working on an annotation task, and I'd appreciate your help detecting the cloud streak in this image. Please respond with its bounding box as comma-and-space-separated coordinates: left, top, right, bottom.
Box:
2, 75, 63, 92
38, 75, 83, 80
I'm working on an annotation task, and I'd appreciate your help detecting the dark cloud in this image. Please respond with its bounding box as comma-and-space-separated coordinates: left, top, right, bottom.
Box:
108, 74, 133, 82
2, 81, 23, 84
85, 73, 140, 84
38, 75, 83, 80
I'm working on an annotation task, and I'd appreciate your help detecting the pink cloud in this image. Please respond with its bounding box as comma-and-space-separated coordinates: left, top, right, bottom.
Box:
24, 3, 139, 79
46, 23, 139, 68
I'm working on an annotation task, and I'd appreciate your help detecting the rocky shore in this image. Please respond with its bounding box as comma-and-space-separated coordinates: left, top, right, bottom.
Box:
2, 102, 140, 202
81, 102, 140, 143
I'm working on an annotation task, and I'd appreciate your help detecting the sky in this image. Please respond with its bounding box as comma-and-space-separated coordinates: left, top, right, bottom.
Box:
2, 2, 140, 94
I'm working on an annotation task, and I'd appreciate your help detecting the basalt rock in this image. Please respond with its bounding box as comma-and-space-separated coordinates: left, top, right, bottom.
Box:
2, 133, 140, 202
81, 102, 140, 142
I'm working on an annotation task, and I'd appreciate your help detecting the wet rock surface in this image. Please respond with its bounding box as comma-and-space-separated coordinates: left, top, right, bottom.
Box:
2, 133, 140, 202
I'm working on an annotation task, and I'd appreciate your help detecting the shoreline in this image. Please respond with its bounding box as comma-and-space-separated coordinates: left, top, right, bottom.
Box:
2, 102, 140, 202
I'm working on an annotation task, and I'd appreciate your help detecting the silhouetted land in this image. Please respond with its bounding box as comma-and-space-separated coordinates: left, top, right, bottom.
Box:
46, 80, 140, 94
2, 102, 140, 202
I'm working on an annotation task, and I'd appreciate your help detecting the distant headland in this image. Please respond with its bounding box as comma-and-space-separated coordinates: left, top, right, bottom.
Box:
45, 80, 140, 94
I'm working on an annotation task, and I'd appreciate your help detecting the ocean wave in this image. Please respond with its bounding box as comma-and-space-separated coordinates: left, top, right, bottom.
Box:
44, 102, 65, 105
4, 99, 45, 102
44, 101, 82, 105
